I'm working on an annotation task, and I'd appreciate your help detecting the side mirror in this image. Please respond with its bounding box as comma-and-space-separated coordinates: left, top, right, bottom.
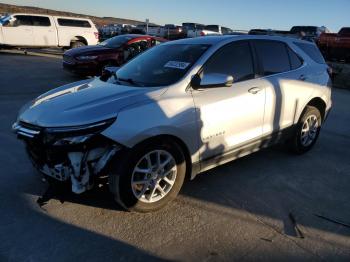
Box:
191, 73, 233, 89
100, 66, 120, 81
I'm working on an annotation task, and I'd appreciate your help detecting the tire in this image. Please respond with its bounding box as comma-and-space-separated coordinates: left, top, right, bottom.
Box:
108, 139, 187, 212
290, 106, 322, 154
70, 41, 85, 49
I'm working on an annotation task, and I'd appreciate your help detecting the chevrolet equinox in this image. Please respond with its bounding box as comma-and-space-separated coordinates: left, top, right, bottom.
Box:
13, 35, 332, 212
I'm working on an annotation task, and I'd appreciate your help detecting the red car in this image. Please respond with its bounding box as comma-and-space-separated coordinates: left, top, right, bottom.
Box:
63, 34, 167, 76
318, 27, 350, 62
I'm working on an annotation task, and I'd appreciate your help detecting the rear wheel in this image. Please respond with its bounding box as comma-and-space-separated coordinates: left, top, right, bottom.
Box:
290, 106, 322, 154
70, 41, 85, 49
109, 139, 186, 212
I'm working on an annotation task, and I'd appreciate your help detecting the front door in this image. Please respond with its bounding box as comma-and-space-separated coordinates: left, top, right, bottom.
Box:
191, 40, 265, 164
2, 15, 34, 46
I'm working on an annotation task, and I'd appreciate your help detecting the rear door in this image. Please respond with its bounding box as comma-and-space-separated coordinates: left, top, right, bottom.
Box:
253, 40, 307, 135
191, 40, 265, 161
31, 16, 57, 46
2, 15, 34, 46
55, 18, 94, 47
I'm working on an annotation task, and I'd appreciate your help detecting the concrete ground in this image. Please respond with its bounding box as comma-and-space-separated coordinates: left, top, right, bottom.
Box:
0, 53, 349, 262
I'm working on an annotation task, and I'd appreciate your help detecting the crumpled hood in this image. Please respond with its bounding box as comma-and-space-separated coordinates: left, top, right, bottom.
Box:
18, 78, 165, 127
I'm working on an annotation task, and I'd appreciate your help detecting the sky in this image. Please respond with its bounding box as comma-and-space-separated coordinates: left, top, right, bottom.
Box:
1, 0, 349, 32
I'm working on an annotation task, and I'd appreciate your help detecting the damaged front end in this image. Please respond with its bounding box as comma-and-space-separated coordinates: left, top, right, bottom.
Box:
12, 118, 121, 194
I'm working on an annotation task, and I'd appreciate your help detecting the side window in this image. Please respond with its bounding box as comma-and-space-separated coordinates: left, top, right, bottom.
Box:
13, 15, 33, 26
287, 47, 303, 69
293, 42, 325, 64
57, 19, 91, 28
202, 41, 255, 83
254, 40, 290, 76
31, 16, 51, 27
125, 40, 148, 61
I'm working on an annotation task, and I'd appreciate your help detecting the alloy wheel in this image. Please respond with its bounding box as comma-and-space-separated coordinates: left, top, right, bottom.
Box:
300, 114, 319, 147
131, 150, 177, 203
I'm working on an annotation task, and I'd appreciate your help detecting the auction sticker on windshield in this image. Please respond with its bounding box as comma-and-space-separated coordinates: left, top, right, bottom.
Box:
164, 61, 190, 70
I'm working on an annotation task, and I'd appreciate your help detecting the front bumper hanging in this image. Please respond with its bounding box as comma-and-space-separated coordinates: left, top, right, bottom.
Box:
13, 121, 121, 194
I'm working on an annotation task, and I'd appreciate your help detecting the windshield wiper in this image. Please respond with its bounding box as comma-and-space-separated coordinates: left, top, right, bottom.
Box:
116, 77, 143, 87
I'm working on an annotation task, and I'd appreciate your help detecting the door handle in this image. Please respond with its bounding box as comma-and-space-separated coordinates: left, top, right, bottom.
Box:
248, 87, 262, 94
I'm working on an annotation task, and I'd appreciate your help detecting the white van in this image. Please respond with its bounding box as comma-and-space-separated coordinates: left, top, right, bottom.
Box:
0, 13, 99, 48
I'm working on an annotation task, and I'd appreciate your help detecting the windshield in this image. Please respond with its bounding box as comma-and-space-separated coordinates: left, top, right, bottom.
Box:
205, 25, 219, 32
290, 26, 317, 35
0, 15, 10, 25
115, 44, 210, 87
99, 35, 133, 48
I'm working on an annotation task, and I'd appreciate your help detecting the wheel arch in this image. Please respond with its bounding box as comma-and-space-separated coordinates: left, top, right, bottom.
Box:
71, 36, 88, 45
306, 97, 327, 122
130, 134, 193, 181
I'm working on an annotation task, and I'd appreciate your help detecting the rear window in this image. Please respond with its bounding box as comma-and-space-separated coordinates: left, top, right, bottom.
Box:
221, 27, 233, 35
294, 42, 325, 64
290, 26, 317, 35
254, 40, 290, 76
165, 24, 176, 29
31, 16, 51, 26
339, 27, 350, 35
183, 23, 204, 30
57, 18, 91, 28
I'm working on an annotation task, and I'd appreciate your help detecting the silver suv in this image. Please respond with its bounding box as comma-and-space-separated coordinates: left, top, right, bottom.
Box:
13, 35, 332, 212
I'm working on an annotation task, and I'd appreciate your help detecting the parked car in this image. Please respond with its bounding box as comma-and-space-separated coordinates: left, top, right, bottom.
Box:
290, 26, 330, 42
249, 29, 298, 38
135, 24, 161, 36
182, 22, 205, 38
249, 29, 289, 35
159, 24, 186, 39
0, 13, 99, 48
318, 27, 350, 62
189, 24, 233, 37
13, 35, 332, 212
63, 34, 167, 76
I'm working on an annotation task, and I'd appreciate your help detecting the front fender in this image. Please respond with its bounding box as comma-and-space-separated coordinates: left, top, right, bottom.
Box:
101, 95, 199, 164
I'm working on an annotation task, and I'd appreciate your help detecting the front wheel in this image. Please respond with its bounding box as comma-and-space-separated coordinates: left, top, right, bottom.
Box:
290, 106, 322, 154
109, 139, 186, 212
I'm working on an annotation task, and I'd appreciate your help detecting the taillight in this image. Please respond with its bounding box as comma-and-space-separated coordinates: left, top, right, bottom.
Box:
94, 32, 99, 39
200, 31, 205, 36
